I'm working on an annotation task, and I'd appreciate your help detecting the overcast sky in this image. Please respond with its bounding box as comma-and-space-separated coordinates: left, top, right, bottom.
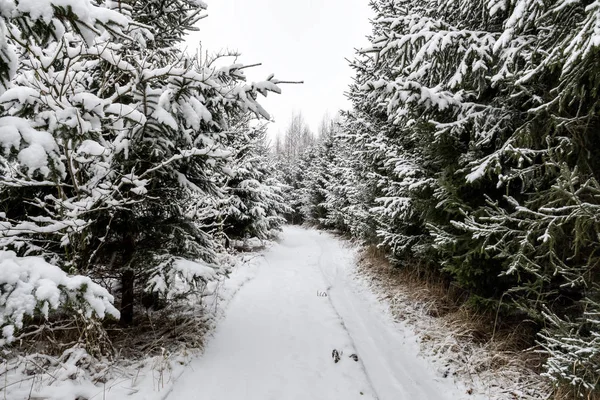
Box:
186, 0, 372, 140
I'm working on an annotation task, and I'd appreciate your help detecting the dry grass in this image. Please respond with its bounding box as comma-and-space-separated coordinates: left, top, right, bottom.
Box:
0, 304, 212, 399
356, 245, 554, 399
107, 306, 210, 359
6, 302, 209, 361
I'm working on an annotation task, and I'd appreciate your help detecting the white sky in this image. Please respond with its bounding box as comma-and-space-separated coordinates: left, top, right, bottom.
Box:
186, 0, 372, 140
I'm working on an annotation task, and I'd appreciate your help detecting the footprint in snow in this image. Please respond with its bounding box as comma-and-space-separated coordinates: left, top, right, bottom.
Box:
332, 349, 359, 363
332, 349, 341, 363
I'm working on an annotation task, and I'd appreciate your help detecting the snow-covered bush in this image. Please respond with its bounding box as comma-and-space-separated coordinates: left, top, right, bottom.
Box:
0, 250, 119, 346
540, 302, 600, 394
146, 255, 219, 302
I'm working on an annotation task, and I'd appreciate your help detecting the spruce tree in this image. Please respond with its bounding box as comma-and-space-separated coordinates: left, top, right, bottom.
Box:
219, 119, 289, 241
334, 0, 600, 394
0, 0, 285, 331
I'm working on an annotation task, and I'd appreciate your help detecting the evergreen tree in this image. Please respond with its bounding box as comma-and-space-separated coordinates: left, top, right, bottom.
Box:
219, 119, 289, 240
273, 112, 315, 224
0, 0, 285, 336
306, 0, 600, 394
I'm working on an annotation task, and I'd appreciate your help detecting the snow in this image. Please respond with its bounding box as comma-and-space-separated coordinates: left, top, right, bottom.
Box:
0, 19, 18, 94
166, 226, 464, 400
0, 116, 63, 177
147, 256, 220, 300
71, 93, 105, 115
174, 258, 219, 282
0, 87, 38, 105
152, 91, 180, 130
9, 0, 129, 48
0, 227, 526, 399
0, 251, 261, 400
76, 140, 106, 156
0, 250, 119, 345
17, 144, 50, 176
181, 97, 213, 131
15, 0, 119, 25
0, 122, 21, 152
105, 103, 146, 125
0, 117, 57, 153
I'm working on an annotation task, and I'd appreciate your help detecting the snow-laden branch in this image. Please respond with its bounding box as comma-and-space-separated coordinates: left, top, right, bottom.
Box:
0, 250, 119, 346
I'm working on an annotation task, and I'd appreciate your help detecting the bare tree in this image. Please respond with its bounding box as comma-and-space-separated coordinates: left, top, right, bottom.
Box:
280, 111, 314, 161
317, 112, 341, 141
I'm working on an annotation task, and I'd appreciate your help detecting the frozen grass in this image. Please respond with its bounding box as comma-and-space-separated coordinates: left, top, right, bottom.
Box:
354, 245, 553, 400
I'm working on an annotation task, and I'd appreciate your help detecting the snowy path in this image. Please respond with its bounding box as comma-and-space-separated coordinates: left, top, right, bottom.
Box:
166, 226, 456, 400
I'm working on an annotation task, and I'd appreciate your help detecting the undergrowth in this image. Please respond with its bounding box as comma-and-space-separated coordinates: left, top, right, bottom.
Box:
356, 245, 556, 399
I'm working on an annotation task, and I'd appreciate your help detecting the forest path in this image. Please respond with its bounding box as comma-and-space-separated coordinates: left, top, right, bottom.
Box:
166, 226, 455, 400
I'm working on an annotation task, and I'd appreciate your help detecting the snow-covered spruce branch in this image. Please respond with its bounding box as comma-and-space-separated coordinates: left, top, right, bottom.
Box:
0, 250, 119, 346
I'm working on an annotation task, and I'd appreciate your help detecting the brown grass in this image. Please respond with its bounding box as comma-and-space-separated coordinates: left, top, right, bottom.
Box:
358, 246, 540, 349
1, 305, 210, 396
10, 303, 209, 357
107, 307, 209, 358
356, 245, 556, 399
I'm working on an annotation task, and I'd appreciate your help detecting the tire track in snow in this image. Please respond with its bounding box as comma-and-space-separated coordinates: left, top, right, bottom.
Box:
312, 233, 382, 400
310, 229, 455, 400
165, 226, 379, 400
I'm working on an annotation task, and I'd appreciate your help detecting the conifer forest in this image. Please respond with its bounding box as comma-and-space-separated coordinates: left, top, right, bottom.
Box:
0, 0, 599, 399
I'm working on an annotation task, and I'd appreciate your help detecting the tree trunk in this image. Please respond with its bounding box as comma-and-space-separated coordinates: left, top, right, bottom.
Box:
120, 268, 135, 325
120, 233, 135, 325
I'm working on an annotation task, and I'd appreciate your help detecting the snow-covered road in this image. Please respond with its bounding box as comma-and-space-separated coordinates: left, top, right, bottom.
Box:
166, 226, 457, 400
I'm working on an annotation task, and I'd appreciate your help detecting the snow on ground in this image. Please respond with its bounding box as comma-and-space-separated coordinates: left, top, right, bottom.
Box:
165, 226, 474, 400
2, 226, 513, 399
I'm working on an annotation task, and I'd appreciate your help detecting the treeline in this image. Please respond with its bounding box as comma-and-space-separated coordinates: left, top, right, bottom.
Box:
282, 0, 600, 396
0, 0, 287, 349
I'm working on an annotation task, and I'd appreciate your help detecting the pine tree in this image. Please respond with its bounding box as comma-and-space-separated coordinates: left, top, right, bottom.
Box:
0, 0, 133, 345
